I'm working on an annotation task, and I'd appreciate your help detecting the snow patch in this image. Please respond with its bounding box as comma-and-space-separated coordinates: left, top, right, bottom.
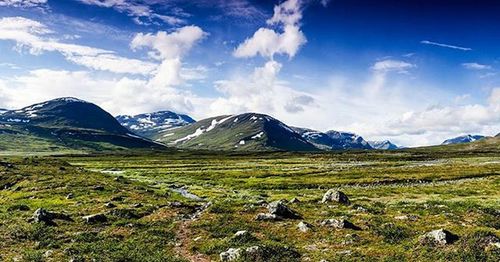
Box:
251, 132, 264, 139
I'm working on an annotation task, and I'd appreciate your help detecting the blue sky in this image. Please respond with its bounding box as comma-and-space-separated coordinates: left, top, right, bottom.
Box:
0, 0, 499, 146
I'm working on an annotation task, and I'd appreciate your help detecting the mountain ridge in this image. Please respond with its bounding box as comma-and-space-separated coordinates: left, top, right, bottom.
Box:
116, 111, 195, 138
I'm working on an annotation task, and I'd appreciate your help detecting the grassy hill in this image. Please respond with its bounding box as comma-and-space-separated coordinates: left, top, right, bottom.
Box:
156, 113, 317, 152
0, 98, 165, 154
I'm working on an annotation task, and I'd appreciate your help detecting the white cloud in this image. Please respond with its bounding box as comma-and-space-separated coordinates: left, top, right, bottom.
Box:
77, 0, 186, 25
0, 69, 196, 115
0, 17, 157, 75
131, 26, 206, 88
371, 59, 416, 73
420, 40, 472, 51
462, 62, 492, 70
0, 0, 47, 8
233, 0, 306, 59
210, 60, 316, 116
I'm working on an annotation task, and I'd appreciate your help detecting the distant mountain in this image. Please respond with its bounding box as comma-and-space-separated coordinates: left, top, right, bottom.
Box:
0, 108, 7, 115
293, 127, 373, 150
0, 97, 165, 152
116, 111, 195, 139
368, 140, 399, 150
442, 134, 487, 145
157, 113, 317, 151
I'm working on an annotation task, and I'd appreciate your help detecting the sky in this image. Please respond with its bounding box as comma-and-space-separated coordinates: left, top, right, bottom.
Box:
0, 0, 499, 147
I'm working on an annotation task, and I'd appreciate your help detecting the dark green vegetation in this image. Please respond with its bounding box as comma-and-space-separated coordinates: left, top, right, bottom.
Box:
157, 113, 317, 152
0, 98, 164, 154
1, 137, 498, 261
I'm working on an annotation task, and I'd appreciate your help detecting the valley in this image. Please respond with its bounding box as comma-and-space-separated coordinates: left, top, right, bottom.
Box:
0, 143, 498, 261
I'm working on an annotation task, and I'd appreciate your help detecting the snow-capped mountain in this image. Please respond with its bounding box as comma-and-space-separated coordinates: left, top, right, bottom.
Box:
293, 127, 373, 150
0, 97, 164, 151
0, 108, 7, 115
158, 113, 317, 151
442, 134, 487, 145
368, 140, 399, 150
116, 111, 195, 139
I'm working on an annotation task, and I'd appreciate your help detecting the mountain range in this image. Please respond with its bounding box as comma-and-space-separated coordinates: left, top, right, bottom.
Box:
0, 98, 163, 152
0, 97, 496, 153
116, 111, 195, 138
442, 134, 487, 145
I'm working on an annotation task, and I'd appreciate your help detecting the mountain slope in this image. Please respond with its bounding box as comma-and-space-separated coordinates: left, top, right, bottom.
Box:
368, 140, 399, 150
156, 113, 317, 151
442, 134, 487, 145
116, 111, 195, 139
293, 127, 373, 150
0, 98, 165, 153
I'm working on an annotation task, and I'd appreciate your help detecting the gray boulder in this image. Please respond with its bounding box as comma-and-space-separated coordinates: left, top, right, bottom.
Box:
322, 190, 350, 205
268, 200, 301, 219
32, 208, 72, 225
82, 213, 107, 224
220, 248, 242, 261
420, 229, 458, 245
321, 218, 359, 230
255, 213, 280, 221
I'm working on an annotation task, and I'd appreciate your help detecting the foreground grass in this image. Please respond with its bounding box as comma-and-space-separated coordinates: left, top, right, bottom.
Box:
0, 148, 499, 261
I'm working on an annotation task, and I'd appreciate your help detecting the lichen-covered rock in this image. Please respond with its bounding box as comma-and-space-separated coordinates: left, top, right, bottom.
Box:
420, 229, 458, 245
297, 221, 313, 232
322, 190, 350, 205
321, 218, 359, 230
220, 248, 242, 261
255, 213, 280, 221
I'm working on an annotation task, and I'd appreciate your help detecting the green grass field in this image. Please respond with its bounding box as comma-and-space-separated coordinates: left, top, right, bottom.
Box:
0, 147, 499, 261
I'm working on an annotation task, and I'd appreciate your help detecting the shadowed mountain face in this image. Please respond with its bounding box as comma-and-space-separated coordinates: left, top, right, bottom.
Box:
293, 127, 373, 150
0, 98, 165, 152
116, 111, 195, 139
442, 134, 487, 145
157, 113, 318, 152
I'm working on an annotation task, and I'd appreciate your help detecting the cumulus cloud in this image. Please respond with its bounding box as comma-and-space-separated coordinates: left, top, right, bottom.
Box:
210, 60, 316, 116
0, 69, 196, 115
234, 0, 306, 59
131, 26, 206, 88
462, 62, 492, 70
0, 17, 157, 75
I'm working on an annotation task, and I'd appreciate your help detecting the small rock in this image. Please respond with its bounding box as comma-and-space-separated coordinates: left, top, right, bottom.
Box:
82, 213, 107, 224
322, 190, 350, 205
43, 250, 53, 258
256, 200, 268, 206
337, 250, 352, 256
132, 203, 143, 208
234, 230, 250, 238
104, 202, 116, 208
111, 196, 124, 201
220, 248, 242, 262
268, 200, 301, 219
92, 185, 104, 191
420, 229, 458, 245
245, 246, 264, 259
255, 213, 280, 221
342, 234, 360, 245
289, 197, 300, 203
321, 218, 359, 230
66, 193, 74, 199
394, 214, 419, 221
32, 208, 72, 225
297, 221, 313, 232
